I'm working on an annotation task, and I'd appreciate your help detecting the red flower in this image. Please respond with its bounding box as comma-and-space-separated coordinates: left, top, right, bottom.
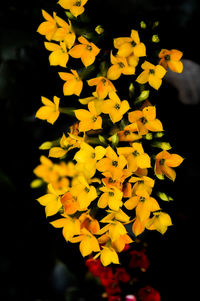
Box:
108, 296, 122, 301
138, 286, 161, 301
129, 250, 150, 271
85, 258, 103, 277
115, 267, 130, 283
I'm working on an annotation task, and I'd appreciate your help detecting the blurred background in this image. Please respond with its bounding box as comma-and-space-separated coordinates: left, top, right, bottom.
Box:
0, 0, 199, 300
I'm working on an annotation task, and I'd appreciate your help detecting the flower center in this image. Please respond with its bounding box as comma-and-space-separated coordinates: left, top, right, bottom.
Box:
124, 130, 130, 136
108, 191, 114, 197
118, 62, 125, 68
86, 45, 92, 51
114, 103, 120, 110
164, 54, 170, 61
84, 187, 90, 193
140, 117, 147, 124
91, 152, 96, 159
149, 69, 155, 74
133, 150, 140, 157
140, 196, 146, 202
112, 160, 118, 167
131, 40, 136, 47
159, 158, 165, 165
75, 1, 81, 7
92, 116, 97, 122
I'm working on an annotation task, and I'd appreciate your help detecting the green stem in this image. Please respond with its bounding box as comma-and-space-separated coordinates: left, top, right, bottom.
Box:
59, 107, 76, 117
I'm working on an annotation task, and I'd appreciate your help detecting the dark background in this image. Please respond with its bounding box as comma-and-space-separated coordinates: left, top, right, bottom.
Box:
0, 0, 200, 300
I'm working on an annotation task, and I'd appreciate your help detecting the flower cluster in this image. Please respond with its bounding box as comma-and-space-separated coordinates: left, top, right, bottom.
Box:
33, 0, 184, 267
85, 247, 160, 301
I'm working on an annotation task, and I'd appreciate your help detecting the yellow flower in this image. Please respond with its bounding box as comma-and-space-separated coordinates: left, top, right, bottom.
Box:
36, 96, 60, 124
50, 217, 81, 241
159, 49, 183, 73
101, 92, 130, 123
70, 175, 97, 210
155, 150, 184, 181
128, 106, 163, 135
124, 190, 160, 222
100, 246, 119, 266
53, 16, 76, 49
37, 184, 62, 217
132, 217, 147, 236
96, 146, 127, 180
117, 142, 151, 173
74, 142, 106, 178
114, 29, 146, 58
87, 77, 116, 99
37, 10, 58, 41
117, 123, 142, 142
69, 36, 100, 67
112, 234, 133, 252
107, 51, 136, 80
146, 211, 172, 234
44, 41, 69, 67
79, 212, 100, 235
98, 186, 123, 211
136, 61, 166, 90
129, 175, 155, 195
59, 69, 83, 96
58, 0, 88, 18
79, 92, 104, 115
75, 101, 102, 132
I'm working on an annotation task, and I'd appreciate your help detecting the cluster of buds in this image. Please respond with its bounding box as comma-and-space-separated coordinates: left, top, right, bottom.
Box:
32, 0, 184, 267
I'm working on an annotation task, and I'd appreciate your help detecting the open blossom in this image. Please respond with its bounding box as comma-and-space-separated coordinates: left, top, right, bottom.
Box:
69, 36, 100, 67
107, 51, 136, 80
44, 41, 69, 67
101, 92, 130, 123
159, 49, 183, 73
114, 29, 146, 58
53, 16, 76, 49
37, 10, 58, 41
75, 101, 102, 132
136, 61, 166, 90
155, 150, 184, 181
36, 96, 60, 124
58, 0, 88, 18
59, 69, 83, 96
87, 77, 116, 99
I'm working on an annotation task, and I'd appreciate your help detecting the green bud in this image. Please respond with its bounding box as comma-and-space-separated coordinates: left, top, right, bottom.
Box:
98, 135, 107, 145
151, 141, 172, 150
30, 179, 43, 188
152, 35, 160, 43
154, 132, 164, 138
145, 133, 153, 140
129, 83, 135, 98
111, 133, 119, 147
140, 21, 147, 29
157, 192, 173, 202
39, 141, 53, 150
95, 25, 104, 35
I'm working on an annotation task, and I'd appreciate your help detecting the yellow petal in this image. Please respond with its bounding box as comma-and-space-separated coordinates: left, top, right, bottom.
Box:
136, 70, 149, 84
49, 147, 67, 158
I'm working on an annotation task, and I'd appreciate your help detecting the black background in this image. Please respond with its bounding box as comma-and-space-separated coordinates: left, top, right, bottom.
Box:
0, 0, 200, 300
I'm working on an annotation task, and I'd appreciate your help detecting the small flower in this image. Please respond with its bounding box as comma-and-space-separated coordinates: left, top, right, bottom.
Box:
50, 217, 81, 241
44, 41, 69, 67
36, 96, 60, 124
37, 10, 57, 41
58, 0, 88, 18
114, 29, 146, 58
146, 211, 172, 234
124, 190, 160, 222
107, 51, 136, 80
59, 69, 83, 96
100, 246, 119, 266
101, 92, 130, 123
128, 106, 163, 135
96, 146, 127, 180
98, 186, 123, 211
117, 142, 151, 173
69, 36, 100, 67
159, 49, 183, 73
53, 17, 76, 49
138, 285, 161, 301
136, 61, 166, 90
155, 150, 184, 181
87, 77, 116, 99
75, 101, 102, 132
129, 250, 150, 271
37, 184, 62, 217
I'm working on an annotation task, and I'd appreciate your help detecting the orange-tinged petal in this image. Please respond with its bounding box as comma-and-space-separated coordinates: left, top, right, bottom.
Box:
146, 119, 163, 132
162, 165, 176, 181
165, 154, 184, 167
81, 51, 95, 67
168, 60, 183, 73
69, 44, 85, 58
132, 218, 146, 236
128, 110, 143, 123
124, 196, 139, 210
170, 49, 183, 61
143, 106, 156, 121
